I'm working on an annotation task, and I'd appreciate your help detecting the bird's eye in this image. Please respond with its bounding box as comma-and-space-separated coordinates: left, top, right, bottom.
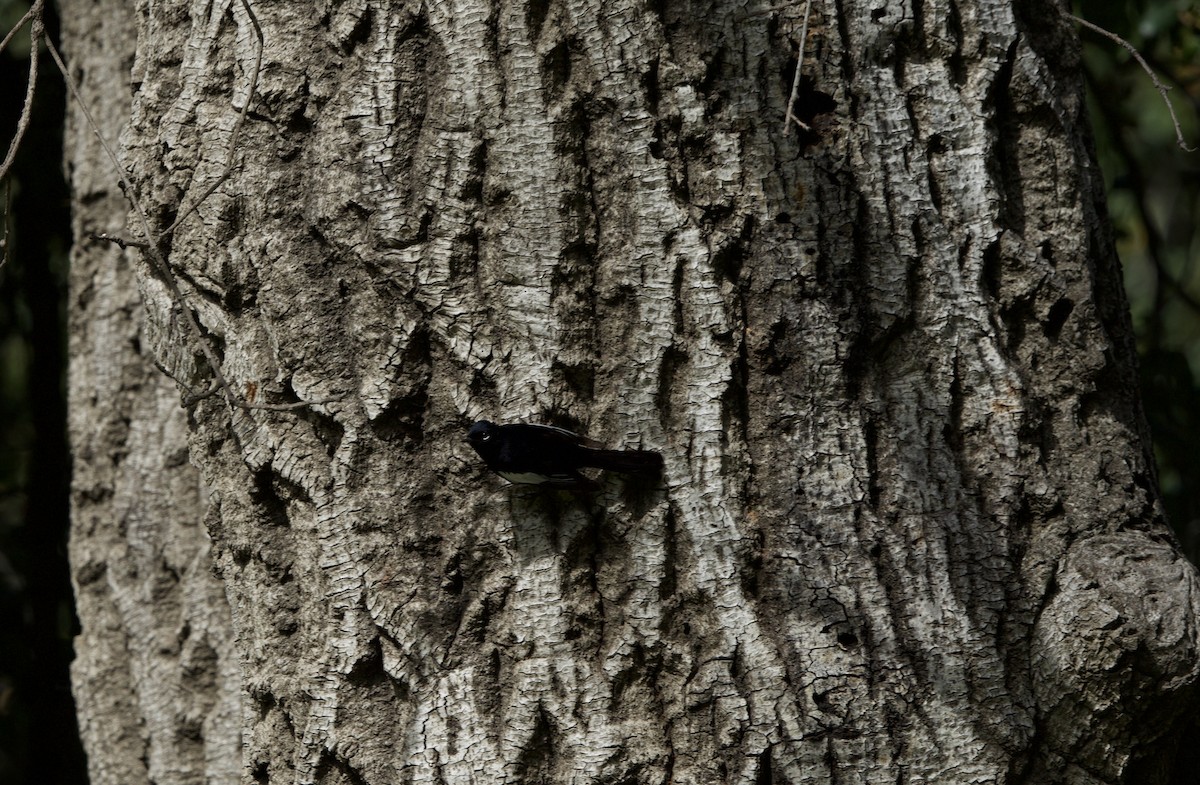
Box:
480, 432, 491, 441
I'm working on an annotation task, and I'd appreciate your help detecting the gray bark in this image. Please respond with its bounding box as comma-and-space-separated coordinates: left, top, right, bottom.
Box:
64, 0, 1200, 784
64, 4, 241, 785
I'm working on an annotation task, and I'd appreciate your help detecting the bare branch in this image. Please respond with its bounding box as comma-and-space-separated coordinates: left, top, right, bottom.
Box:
46, 3, 331, 416
782, 0, 813, 137
736, 3, 800, 20
0, 0, 44, 183
1, 178, 12, 268
1065, 10, 1196, 153
46, 32, 238, 409
180, 381, 347, 412
159, 0, 264, 239
90, 232, 150, 250
236, 393, 349, 413
0, 1, 37, 55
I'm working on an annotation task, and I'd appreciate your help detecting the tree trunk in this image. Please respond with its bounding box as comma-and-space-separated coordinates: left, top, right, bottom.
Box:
63, 4, 242, 785
64, 0, 1200, 784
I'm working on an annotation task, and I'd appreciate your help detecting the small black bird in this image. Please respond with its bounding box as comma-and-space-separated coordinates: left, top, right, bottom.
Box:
466, 420, 664, 491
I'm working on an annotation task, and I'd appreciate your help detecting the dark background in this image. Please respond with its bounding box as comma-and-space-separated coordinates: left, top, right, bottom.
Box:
1, 0, 77, 782
0, 1, 1196, 782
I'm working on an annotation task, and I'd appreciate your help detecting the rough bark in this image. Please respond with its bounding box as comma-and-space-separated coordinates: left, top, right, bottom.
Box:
64, 0, 1200, 784
64, 3, 241, 785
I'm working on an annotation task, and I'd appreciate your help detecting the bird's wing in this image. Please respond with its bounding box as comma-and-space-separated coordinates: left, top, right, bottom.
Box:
519, 423, 605, 449
499, 469, 599, 492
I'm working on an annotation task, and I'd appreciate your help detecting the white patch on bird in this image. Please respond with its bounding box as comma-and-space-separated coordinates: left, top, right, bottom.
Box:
498, 471, 557, 485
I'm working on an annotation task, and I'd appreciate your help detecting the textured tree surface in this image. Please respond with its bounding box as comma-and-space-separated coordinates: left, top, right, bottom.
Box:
63, 3, 242, 785
64, 0, 1200, 784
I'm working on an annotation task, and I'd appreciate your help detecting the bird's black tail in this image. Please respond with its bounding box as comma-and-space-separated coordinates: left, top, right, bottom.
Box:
579, 448, 664, 476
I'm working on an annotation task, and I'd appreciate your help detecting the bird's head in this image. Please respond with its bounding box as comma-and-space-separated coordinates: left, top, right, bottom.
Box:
466, 420, 500, 455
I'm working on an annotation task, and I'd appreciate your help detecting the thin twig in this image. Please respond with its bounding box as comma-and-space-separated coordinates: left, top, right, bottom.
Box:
180, 380, 346, 411
237, 394, 348, 412
0, 1, 37, 56
45, 32, 237, 407
44, 39, 151, 243
1, 178, 11, 268
34, 0, 337, 416
1066, 11, 1196, 153
0, 0, 44, 183
783, 0, 813, 136
159, 0, 263, 239
1083, 64, 1200, 336
91, 232, 149, 250
48, 4, 336, 416
736, 3, 799, 19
